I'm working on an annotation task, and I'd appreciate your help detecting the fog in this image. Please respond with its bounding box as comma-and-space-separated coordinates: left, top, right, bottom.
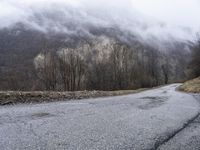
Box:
0, 0, 199, 42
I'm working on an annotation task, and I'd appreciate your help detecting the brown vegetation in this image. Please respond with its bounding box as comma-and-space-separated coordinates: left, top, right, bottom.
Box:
179, 77, 200, 93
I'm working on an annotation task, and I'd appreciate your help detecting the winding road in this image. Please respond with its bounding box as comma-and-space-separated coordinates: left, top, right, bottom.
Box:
0, 84, 200, 150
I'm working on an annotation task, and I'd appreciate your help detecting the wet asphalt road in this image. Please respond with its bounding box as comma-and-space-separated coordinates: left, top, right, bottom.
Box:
0, 84, 199, 150
158, 94, 200, 150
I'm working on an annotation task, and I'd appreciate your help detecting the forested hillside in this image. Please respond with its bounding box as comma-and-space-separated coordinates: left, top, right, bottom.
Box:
0, 25, 192, 91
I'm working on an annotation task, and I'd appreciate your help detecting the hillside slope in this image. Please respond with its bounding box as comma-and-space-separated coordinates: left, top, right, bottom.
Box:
179, 77, 200, 93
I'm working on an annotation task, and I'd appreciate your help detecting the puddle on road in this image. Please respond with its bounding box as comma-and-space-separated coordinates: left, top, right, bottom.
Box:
162, 91, 168, 94
0, 112, 55, 125
31, 112, 54, 119
138, 96, 168, 110
141, 96, 162, 100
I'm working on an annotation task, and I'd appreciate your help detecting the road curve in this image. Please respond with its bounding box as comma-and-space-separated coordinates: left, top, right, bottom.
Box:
0, 84, 199, 150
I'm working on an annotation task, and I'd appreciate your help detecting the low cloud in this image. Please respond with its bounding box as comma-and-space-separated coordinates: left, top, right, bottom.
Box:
0, 0, 199, 42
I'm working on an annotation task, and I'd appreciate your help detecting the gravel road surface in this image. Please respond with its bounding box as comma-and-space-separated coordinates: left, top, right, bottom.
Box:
0, 84, 199, 150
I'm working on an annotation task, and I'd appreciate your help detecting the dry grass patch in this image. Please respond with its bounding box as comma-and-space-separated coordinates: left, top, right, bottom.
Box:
179, 77, 200, 93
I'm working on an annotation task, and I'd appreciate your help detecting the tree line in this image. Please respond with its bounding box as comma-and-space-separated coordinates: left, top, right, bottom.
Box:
33, 39, 176, 91
189, 39, 200, 78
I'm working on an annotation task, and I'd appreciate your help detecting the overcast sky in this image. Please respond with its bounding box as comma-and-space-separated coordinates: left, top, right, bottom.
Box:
131, 0, 200, 31
0, 0, 199, 41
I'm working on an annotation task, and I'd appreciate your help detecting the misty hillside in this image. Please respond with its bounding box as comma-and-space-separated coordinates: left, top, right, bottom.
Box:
0, 0, 198, 91
0, 23, 192, 91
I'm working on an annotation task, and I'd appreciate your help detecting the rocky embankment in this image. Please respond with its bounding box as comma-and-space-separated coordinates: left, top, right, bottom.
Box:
0, 89, 146, 106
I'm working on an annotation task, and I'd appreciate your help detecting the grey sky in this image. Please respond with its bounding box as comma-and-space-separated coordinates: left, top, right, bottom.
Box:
0, 0, 199, 41
132, 0, 200, 30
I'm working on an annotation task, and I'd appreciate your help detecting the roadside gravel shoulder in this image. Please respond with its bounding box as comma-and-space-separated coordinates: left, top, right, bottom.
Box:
0, 88, 147, 106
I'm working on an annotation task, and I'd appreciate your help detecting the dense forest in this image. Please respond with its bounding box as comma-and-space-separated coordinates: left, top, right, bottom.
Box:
189, 40, 200, 78
0, 25, 197, 91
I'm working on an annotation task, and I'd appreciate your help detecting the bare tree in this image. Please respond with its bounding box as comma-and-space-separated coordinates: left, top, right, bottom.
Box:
190, 40, 200, 77
58, 48, 85, 91
34, 51, 58, 90
162, 59, 170, 84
